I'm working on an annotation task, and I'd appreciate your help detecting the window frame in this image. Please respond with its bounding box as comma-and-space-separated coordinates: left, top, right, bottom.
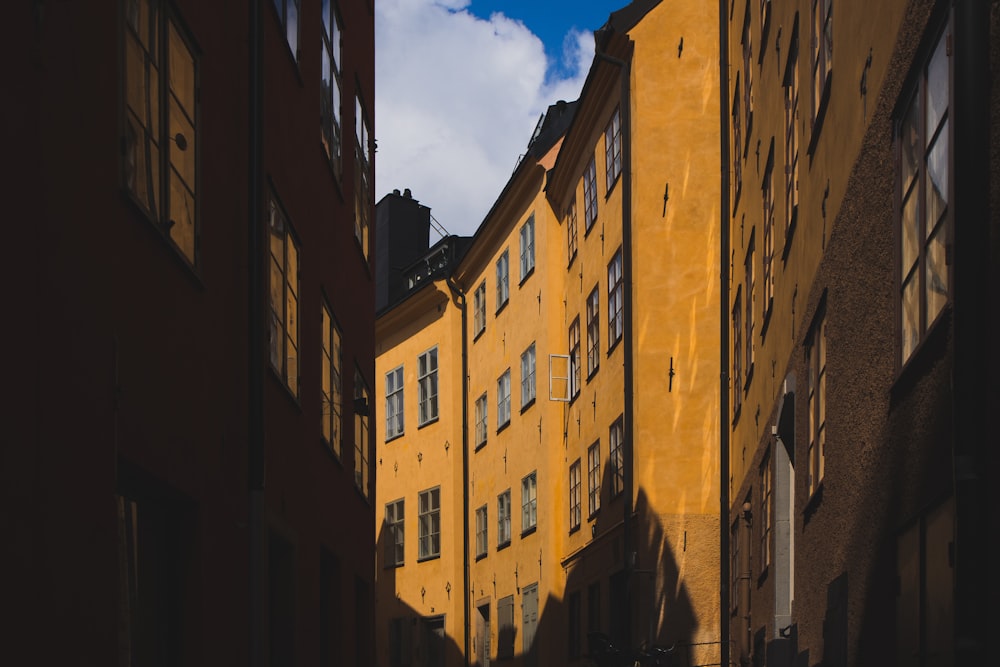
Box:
521, 472, 537, 534
475, 504, 488, 559
583, 157, 598, 233
321, 301, 343, 456
569, 459, 582, 532
783, 21, 800, 255
495, 249, 510, 311
586, 286, 600, 378
608, 248, 624, 349
418, 486, 441, 561
759, 450, 772, 572
272, 0, 301, 61
567, 198, 579, 266
122, 0, 200, 266
519, 215, 535, 282
609, 417, 624, 498
473, 281, 487, 338
744, 233, 756, 388
587, 441, 601, 517
320, 0, 343, 176
569, 317, 582, 400
267, 192, 301, 397
497, 369, 512, 429
354, 369, 370, 498
417, 347, 439, 427
474, 392, 488, 450
604, 107, 622, 192
355, 93, 373, 260
497, 489, 512, 549
810, 0, 833, 133
806, 308, 827, 497
385, 365, 404, 441
762, 143, 775, 327
732, 287, 743, 419
385, 498, 405, 567
520, 343, 536, 409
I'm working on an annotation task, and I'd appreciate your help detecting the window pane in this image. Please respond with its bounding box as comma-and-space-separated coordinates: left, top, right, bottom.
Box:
168, 170, 196, 261
925, 225, 948, 326
901, 187, 919, 275
925, 119, 949, 232
900, 98, 920, 196
926, 31, 949, 139
169, 95, 196, 187
168, 23, 195, 112
901, 273, 919, 362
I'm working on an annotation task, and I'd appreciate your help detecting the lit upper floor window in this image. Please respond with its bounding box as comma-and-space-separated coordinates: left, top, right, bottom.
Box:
123, 0, 199, 265
566, 198, 578, 266
355, 95, 372, 259
811, 0, 833, 128
519, 215, 535, 281
608, 249, 623, 347
272, 0, 301, 60
354, 370, 370, 498
605, 107, 622, 192
320, 0, 343, 175
385, 365, 404, 440
417, 347, 438, 426
583, 157, 598, 233
321, 302, 343, 456
521, 343, 536, 408
496, 249, 510, 309
473, 281, 486, 337
268, 193, 300, 396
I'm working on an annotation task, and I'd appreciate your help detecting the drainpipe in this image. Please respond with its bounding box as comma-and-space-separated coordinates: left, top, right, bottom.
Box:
248, 0, 265, 665
594, 36, 634, 654
718, 0, 732, 663
950, 0, 988, 663
446, 277, 471, 667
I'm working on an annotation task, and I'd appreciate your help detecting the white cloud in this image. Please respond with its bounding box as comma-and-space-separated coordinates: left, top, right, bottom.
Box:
375, 0, 593, 237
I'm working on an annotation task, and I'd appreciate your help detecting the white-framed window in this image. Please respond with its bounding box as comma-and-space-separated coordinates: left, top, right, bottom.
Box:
567, 198, 578, 265
759, 450, 772, 569
473, 281, 487, 336
569, 317, 581, 398
609, 416, 624, 497
604, 107, 622, 191
272, 0, 300, 59
385, 365, 404, 440
385, 498, 404, 567
587, 441, 601, 516
608, 249, 623, 346
519, 215, 535, 281
522, 472, 537, 532
122, 0, 199, 265
475, 504, 488, 558
417, 347, 439, 426
520, 343, 536, 408
355, 94, 372, 259
497, 490, 511, 547
267, 192, 300, 396
569, 460, 582, 531
583, 157, 598, 232
811, 0, 833, 125
475, 392, 488, 449
586, 286, 600, 377
497, 369, 511, 428
321, 302, 343, 456
320, 0, 342, 175
418, 487, 441, 560
898, 25, 950, 365
496, 249, 510, 309
354, 370, 370, 498
807, 310, 826, 496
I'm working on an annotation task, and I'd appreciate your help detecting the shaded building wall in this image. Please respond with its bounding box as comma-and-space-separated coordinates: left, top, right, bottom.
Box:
376, 190, 433, 313
5, 0, 375, 663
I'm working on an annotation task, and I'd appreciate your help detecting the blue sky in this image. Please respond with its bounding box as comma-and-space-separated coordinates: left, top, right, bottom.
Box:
375, 0, 624, 237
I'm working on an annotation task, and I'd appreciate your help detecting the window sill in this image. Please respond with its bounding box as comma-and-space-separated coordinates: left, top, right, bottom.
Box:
417, 554, 441, 564
732, 403, 742, 428
385, 432, 405, 444
803, 481, 824, 526
519, 267, 535, 287
569, 524, 581, 535
475, 439, 488, 452
743, 363, 755, 393
473, 326, 486, 343
122, 189, 204, 287
584, 220, 597, 238
320, 143, 345, 202
497, 540, 511, 552
760, 301, 773, 341
321, 438, 343, 465
475, 552, 488, 562
807, 74, 832, 158
568, 252, 578, 271
495, 300, 509, 317
781, 208, 798, 262
586, 367, 600, 383
756, 565, 769, 588
384, 561, 404, 570
520, 397, 536, 414
607, 336, 622, 357
890, 304, 952, 408
417, 416, 439, 430
605, 173, 621, 199
268, 365, 303, 411
521, 525, 537, 539
497, 420, 511, 435
588, 509, 601, 522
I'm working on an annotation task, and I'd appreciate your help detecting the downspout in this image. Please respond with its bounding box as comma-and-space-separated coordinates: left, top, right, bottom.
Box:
718, 0, 732, 664
446, 276, 471, 667
950, 0, 988, 662
594, 37, 634, 653
247, 0, 265, 665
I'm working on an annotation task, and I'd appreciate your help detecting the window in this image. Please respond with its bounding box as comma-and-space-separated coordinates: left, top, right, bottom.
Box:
522, 583, 539, 654
568, 590, 581, 658
497, 595, 515, 660
497, 490, 511, 548
762, 145, 775, 320
741, 0, 754, 144
521, 343, 536, 408
122, 0, 199, 264
418, 347, 438, 426
268, 193, 300, 396
731, 519, 740, 614
475, 392, 488, 449
497, 369, 511, 429
519, 215, 535, 281
732, 289, 743, 416
521, 472, 537, 533
321, 303, 343, 455
759, 451, 771, 570
587, 441, 601, 517
418, 487, 441, 560
569, 317, 582, 399
320, 0, 342, 174
569, 459, 582, 532
385, 499, 405, 567
583, 157, 598, 232
609, 417, 624, 497
354, 370, 370, 498
807, 310, 826, 496
744, 235, 756, 385
567, 198, 579, 265
605, 107, 622, 191
588, 582, 601, 633
473, 281, 487, 337
385, 365, 404, 440
586, 286, 600, 377
608, 249, 624, 347
898, 26, 950, 365
272, 0, 300, 58
811, 0, 833, 126
355, 95, 372, 258
784, 24, 800, 246
388, 617, 411, 667
475, 505, 488, 558
496, 249, 510, 309
732, 75, 743, 202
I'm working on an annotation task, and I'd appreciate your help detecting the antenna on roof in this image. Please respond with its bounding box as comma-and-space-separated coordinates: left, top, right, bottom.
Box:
527, 112, 546, 148
429, 212, 450, 240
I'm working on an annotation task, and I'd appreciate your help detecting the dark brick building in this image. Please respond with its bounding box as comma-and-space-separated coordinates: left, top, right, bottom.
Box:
5, 1, 375, 663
